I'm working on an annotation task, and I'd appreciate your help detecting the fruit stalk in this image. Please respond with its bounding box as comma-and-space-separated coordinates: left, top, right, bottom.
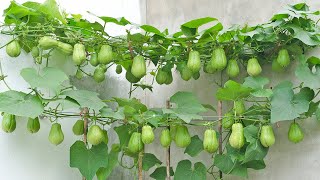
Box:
166, 100, 171, 180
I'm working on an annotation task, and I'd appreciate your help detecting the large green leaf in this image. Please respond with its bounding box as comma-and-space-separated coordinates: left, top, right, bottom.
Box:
40, 0, 67, 24
243, 76, 272, 98
20, 67, 68, 90
214, 154, 234, 174
0, 90, 43, 118
114, 97, 148, 115
270, 81, 310, 123
174, 160, 206, 180
114, 125, 134, 148
162, 92, 207, 123
70, 141, 108, 180
62, 90, 105, 111
180, 17, 217, 37
96, 144, 121, 180
295, 63, 320, 89
99, 107, 125, 119
184, 135, 203, 157
150, 166, 174, 180
285, 24, 320, 46
142, 153, 162, 171
216, 80, 252, 101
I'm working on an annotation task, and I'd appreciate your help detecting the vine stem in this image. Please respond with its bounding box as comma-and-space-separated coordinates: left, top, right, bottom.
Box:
166, 100, 171, 180
138, 150, 144, 180
218, 72, 223, 179
218, 100, 223, 179
82, 107, 89, 180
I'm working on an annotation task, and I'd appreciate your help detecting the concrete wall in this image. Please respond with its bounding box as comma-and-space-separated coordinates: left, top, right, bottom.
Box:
144, 0, 320, 180
0, 0, 143, 180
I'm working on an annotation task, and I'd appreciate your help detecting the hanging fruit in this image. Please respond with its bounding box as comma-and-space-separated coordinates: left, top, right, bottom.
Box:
288, 122, 304, 143
229, 123, 245, 149
72, 43, 86, 65
211, 48, 227, 71
174, 125, 191, 148
127, 132, 144, 154
48, 123, 64, 145
87, 125, 104, 145
187, 50, 201, 73
276, 49, 290, 67
203, 129, 219, 153
27, 117, 40, 134
226, 59, 240, 78
260, 125, 275, 147
98, 45, 113, 64
160, 128, 172, 148
6, 40, 21, 57
247, 58, 262, 76
2, 113, 16, 133
131, 55, 146, 78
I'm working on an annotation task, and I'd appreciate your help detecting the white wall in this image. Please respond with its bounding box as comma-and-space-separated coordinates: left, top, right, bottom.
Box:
0, 0, 143, 180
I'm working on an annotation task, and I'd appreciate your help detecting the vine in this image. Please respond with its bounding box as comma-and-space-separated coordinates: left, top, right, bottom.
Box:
0, 0, 320, 180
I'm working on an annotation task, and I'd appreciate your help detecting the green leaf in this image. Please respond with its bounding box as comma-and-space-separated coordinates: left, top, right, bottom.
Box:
140, 25, 164, 36
243, 125, 259, 143
174, 160, 206, 180
285, 24, 320, 46
214, 154, 234, 173
180, 17, 217, 37
114, 125, 134, 148
245, 160, 266, 170
62, 90, 105, 111
114, 97, 148, 114
0, 90, 43, 118
316, 107, 320, 121
4, 1, 39, 24
70, 141, 108, 180
162, 91, 207, 123
243, 76, 272, 98
270, 81, 310, 123
243, 76, 269, 89
20, 67, 68, 90
230, 162, 248, 177
184, 135, 204, 157
95, 16, 131, 26
216, 80, 252, 101
96, 144, 121, 180
142, 153, 162, 171
305, 101, 320, 117
202, 104, 216, 112
150, 166, 174, 180
133, 83, 153, 92
307, 56, 320, 65
40, 0, 67, 24
99, 107, 125, 119
243, 140, 268, 163
295, 63, 320, 89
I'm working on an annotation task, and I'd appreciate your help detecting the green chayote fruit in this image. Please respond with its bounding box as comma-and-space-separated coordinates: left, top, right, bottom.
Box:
229, 123, 245, 149
160, 128, 172, 148
142, 125, 155, 144
2, 113, 16, 133
27, 117, 40, 133
247, 58, 262, 76
203, 129, 219, 153
72, 120, 84, 136
288, 122, 304, 143
260, 125, 275, 147
87, 125, 104, 145
48, 123, 64, 145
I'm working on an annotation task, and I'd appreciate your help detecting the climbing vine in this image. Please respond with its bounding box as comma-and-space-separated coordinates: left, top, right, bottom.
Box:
0, 0, 320, 179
